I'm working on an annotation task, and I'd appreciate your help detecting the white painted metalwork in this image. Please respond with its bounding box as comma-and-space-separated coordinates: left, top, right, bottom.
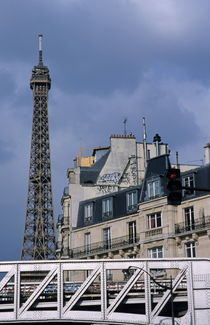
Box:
0, 258, 209, 324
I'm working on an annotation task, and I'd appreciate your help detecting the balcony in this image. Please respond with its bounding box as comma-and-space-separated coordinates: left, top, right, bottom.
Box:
145, 228, 163, 238
102, 211, 113, 220
127, 204, 138, 213
175, 216, 210, 235
72, 234, 140, 258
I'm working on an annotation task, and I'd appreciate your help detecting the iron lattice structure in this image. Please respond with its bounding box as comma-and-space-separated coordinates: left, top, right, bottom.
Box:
21, 35, 56, 260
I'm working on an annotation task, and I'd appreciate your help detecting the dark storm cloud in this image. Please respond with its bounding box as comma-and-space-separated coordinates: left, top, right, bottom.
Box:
50, 71, 202, 160
1, 0, 210, 95
0, 69, 15, 101
0, 139, 15, 163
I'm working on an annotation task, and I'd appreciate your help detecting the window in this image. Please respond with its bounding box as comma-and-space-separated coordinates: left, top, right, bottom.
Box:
84, 203, 93, 223
103, 228, 111, 250
84, 233, 91, 254
128, 221, 137, 243
147, 179, 160, 199
127, 191, 138, 212
147, 212, 162, 229
102, 197, 113, 218
148, 246, 163, 258
185, 242, 196, 257
183, 175, 195, 196
184, 206, 195, 231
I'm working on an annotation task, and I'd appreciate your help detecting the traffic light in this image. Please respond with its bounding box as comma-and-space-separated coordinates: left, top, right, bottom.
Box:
166, 168, 182, 205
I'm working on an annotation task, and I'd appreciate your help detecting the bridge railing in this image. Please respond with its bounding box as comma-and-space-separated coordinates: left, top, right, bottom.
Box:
0, 258, 209, 324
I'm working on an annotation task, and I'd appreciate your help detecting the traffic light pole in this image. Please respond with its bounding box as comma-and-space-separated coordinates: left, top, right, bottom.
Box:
182, 186, 210, 192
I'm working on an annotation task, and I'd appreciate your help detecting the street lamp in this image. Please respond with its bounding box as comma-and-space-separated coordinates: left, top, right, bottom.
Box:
126, 266, 175, 325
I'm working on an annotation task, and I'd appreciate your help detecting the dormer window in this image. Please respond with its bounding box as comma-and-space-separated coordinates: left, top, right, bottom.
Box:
84, 203, 93, 223
102, 197, 113, 219
183, 174, 195, 196
147, 179, 160, 199
126, 190, 138, 212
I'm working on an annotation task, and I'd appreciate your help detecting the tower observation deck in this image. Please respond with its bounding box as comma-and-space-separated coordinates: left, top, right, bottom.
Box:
21, 35, 56, 260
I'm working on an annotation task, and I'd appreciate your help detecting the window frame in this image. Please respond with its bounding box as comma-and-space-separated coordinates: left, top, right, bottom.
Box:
148, 246, 163, 258
126, 190, 138, 212
102, 197, 113, 219
182, 174, 195, 197
103, 227, 111, 250
146, 212, 162, 229
185, 241, 196, 257
128, 221, 137, 243
147, 178, 160, 199
184, 206, 195, 231
84, 202, 93, 223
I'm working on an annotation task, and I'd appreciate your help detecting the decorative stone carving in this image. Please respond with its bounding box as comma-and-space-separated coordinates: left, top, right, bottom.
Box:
192, 233, 199, 241
175, 236, 182, 247
119, 249, 125, 257
133, 246, 139, 254
120, 156, 138, 186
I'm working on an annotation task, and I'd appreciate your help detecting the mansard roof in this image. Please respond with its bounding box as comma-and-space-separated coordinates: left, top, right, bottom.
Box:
140, 154, 170, 202
181, 163, 210, 200
76, 185, 141, 229
75, 154, 210, 230
80, 150, 110, 185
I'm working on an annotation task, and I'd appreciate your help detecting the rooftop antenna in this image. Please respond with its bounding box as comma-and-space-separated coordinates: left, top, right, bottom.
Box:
176, 151, 180, 169
123, 118, 127, 136
38, 34, 43, 66
142, 117, 148, 169
143, 117, 147, 142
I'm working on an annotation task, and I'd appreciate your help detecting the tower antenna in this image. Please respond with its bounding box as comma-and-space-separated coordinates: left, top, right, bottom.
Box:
123, 118, 127, 136
38, 34, 43, 66
142, 117, 148, 169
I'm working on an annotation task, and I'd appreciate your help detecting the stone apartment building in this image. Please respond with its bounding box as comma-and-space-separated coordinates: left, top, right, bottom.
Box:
56, 134, 210, 275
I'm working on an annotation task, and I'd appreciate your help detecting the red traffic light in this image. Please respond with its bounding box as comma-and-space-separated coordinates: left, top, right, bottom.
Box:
166, 168, 182, 205
168, 172, 178, 179
166, 168, 180, 179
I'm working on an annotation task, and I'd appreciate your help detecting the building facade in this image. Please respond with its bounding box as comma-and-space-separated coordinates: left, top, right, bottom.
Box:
56, 135, 210, 271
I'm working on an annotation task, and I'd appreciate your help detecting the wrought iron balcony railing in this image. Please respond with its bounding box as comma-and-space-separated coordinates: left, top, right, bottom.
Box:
72, 234, 140, 258
175, 216, 210, 235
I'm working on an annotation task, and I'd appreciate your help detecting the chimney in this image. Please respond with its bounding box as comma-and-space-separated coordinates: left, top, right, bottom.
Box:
204, 143, 210, 165
153, 133, 161, 157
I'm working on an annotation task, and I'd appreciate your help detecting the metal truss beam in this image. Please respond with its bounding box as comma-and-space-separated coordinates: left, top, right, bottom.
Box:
0, 258, 209, 324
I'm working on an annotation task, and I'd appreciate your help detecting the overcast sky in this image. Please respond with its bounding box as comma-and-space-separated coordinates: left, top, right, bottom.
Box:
1, 0, 210, 260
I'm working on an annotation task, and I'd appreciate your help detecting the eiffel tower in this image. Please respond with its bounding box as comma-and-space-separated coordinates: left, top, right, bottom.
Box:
21, 35, 56, 260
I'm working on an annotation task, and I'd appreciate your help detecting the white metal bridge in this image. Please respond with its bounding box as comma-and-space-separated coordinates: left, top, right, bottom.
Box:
0, 258, 209, 324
